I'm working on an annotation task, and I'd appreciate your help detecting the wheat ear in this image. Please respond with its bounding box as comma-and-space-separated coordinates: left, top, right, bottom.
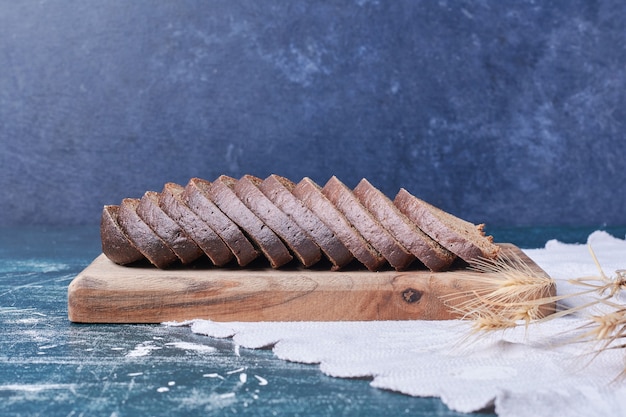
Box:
450, 243, 626, 376
443, 250, 556, 333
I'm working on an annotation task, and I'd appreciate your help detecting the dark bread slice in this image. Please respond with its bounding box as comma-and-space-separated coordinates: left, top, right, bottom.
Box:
100, 205, 144, 265
394, 188, 500, 263
259, 174, 353, 270
292, 177, 385, 271
207, 175, 293, 269
322, 176, 415, 271
117, 198, 178, 269
183, 178, 259, 267
159, 183, 233, 267
234, 175, 321, 268
136, 191, 203, 265
352, 178, 456, 271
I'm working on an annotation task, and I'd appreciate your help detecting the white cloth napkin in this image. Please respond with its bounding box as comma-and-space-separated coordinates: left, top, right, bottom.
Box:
168, 231, 626, 417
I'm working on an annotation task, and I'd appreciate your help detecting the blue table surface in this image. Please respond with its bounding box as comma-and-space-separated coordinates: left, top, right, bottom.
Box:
1, 225, 625, 417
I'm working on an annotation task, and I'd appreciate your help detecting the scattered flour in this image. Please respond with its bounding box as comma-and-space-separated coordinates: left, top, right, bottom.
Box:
226, 367, 245, 375
165, 342, 216, 353
0, 384, 76, 392
126, 342, 162, 358
202, 373, 225, 380
254, 375, 268, 386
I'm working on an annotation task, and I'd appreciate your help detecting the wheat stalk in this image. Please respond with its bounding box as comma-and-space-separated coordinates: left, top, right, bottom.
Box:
568, 245, 626, 299
443, 249, 557, 333
580, 303, 626, 346
565, 247, 626, 354
448, 243, 626, 375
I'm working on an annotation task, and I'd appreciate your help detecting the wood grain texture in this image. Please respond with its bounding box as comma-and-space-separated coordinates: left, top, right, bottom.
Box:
67, 244, 555, 323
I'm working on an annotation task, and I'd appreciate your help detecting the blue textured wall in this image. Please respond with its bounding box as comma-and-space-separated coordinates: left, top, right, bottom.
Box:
1, 1, 625, 227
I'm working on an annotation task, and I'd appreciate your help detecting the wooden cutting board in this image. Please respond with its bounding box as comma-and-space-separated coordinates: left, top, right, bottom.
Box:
68, 243, 555, 323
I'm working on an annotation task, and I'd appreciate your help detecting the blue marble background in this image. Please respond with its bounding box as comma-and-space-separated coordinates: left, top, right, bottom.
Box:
1, 1, 625, 227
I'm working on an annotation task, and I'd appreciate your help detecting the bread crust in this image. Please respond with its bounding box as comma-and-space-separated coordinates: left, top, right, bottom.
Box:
208, 175, 293, 269
100, 205, 144, 265
235, 175, 321, 267
260, 174, 354, 270
159, 183, 233, 267
137, 191, 203, 265
353, 179, 456, 271
293, 177, 385, 271
183, 178, 259, 267
394, 188, 500, 263
322, 176, 415, 271
117, 198, 178, 269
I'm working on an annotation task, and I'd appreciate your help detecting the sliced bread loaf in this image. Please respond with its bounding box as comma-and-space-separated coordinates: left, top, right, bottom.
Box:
235, 175, 322, 267
183, 178, 259, 267
259, 174, 354, 270
137, 191, 203, 265
292, 177, 385, 271
322, 176, 415, 271
117, 198, 178, 269
394, 188, 500, 263
100, 205, 144, 265
159, 183, 233, 267
352, 178, 456, 271
208, 175, 293, 269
